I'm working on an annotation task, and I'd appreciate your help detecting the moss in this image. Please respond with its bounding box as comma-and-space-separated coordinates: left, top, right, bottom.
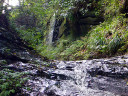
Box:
59, 18, 67, 38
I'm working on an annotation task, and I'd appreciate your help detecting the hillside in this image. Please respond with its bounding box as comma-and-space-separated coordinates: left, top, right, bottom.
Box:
8, 0, 128, 60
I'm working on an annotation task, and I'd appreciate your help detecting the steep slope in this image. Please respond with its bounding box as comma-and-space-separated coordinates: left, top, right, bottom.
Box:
0, 13, 33, 63
37, 0, 128, 60
9, 0, 128, 60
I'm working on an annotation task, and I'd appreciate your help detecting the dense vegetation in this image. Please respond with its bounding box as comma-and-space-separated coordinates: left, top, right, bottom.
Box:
0, 69, 28, 96
0, 0, 127, 61
8, 0, 128, 60
0, 0, 128, 95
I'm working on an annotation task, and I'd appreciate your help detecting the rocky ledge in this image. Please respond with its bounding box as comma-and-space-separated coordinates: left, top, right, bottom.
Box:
2, 55, 128, 96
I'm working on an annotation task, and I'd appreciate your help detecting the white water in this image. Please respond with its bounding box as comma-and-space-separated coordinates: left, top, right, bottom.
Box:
47, 13, 56, 45
8, 55, 128, 95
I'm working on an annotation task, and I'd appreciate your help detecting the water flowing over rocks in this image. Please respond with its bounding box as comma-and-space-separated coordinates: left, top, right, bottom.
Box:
4, 55, 128, 96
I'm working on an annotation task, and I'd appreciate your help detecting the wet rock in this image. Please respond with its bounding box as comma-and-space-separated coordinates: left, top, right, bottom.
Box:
8, 55, 128, 96
36, 70, 71, 80
65, 66, 74, 71
44, 90, 58, 96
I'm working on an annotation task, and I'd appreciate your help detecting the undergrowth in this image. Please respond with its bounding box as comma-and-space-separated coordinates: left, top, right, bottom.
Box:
0, 69, 28, 96
10, 0, 128, 60
37, 15, 128, 60
34, 0, 128, 60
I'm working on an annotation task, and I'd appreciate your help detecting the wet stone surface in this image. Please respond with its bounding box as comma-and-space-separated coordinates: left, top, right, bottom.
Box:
4, 55, 128, 96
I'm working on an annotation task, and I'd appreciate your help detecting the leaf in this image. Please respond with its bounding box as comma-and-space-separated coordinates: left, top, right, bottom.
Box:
16, 84, 21, 87
9, 89, 15, 93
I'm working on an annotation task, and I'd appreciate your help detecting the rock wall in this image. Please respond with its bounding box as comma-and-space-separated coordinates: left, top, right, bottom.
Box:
48, 0, 104, 44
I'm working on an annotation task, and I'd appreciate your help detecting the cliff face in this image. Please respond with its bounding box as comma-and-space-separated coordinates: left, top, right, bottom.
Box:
48, 0, 104, 43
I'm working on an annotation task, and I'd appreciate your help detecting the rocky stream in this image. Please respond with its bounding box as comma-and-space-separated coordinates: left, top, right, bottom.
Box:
3, 54, 128, 96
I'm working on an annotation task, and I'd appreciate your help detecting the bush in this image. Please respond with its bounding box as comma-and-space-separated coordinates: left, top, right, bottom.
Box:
0, 69, 28, 96
108, 36, 122, 54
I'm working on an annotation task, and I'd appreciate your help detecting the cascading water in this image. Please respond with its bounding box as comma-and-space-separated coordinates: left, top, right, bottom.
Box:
47, 13, 56, 45
5, 55, 128, 96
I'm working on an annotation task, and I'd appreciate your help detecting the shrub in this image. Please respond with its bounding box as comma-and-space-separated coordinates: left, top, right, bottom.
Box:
108, 36, 122, 54
0, 69, 28, 96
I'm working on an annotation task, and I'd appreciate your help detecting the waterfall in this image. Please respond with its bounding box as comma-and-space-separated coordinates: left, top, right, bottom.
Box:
47, 13, 56, 45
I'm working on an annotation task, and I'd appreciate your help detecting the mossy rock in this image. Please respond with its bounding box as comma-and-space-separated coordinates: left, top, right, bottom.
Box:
59, 18, 68, 38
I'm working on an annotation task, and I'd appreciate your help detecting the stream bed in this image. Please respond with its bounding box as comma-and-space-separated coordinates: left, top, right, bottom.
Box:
4, 55, 128, 96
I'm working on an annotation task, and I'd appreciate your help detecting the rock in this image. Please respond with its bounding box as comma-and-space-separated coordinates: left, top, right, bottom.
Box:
59, 18, 67, 38
47, 1, 104, 43
19, 55, 128, 96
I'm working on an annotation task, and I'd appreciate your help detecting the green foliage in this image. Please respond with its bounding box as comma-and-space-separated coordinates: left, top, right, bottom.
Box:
60, 40, 85, 60
0, 60, 7, 66
104, 0, 120, 18
36, 39, 71, 59
8, 0, 128, 60
86, 16, 125, 56
0, 69, 28, 96
17, 28, 42, 47
35, 0, 128, 60
108, 36, 122, 54
87, 32, 107, 51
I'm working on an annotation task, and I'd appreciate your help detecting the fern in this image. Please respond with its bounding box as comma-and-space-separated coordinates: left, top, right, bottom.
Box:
0, 69, 28, 96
